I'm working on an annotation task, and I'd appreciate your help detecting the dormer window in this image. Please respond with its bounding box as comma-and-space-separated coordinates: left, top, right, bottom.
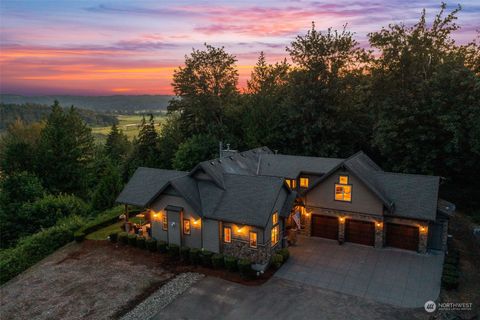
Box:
300, 177, 309, 188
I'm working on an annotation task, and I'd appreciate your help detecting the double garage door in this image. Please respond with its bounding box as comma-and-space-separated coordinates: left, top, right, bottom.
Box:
311, 215, 374, 246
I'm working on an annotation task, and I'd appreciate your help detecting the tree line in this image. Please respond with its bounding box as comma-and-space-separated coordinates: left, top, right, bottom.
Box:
0, 4, 479, 248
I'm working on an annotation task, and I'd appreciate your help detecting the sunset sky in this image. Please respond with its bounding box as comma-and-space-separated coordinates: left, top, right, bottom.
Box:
1, 1, 479, 96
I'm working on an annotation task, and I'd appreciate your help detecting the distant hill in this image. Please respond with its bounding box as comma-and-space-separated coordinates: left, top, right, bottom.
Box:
0, 103, 118, 131
0, 94, 174, 113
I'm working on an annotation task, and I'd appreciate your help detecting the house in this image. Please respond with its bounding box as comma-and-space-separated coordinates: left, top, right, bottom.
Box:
116, 147, 455, 264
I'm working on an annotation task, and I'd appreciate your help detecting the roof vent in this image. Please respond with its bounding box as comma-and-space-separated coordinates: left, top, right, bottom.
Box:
210, 162, 215, 165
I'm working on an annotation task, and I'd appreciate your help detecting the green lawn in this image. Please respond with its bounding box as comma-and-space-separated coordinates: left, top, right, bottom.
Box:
85, 222, 123, 240
91, 113, 165, 142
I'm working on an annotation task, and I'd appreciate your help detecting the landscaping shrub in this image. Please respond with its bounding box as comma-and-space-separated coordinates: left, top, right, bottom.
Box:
180, 246, 191, 262
189, 248, 201, 265
212, 253, 224, 269
224, 255, 238, 272
278, 248, 290, 262
109, 232, 118, 243
168, 244, 180, 259
118, 232, 128, 244
271, 253, 283, 269
146, 239, 157, 252
127, 234, 137, 246
157, 240, 168, 253
237, 259, 253, 279
74, 231, 85, 242
0, 215, 84, 284
137, 236, 146, 249
200, 250, 214, 267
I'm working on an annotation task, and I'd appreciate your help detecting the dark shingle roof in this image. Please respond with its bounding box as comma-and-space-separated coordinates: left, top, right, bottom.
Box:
116, 167, 187, 207
437, 199, 456, 217
259, 154, 343, 178
204, 174, 286, 228
375, 172, 439, 221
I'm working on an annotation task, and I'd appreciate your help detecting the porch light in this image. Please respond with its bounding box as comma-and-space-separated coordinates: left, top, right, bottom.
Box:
237, 226, 244, 233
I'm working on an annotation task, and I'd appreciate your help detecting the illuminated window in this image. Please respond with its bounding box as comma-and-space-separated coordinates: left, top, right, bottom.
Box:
249, 232, 257, 248
224, 227, 232, 243
162, 215, 168, 230
335, 184, 352, 202
272, 212, 278, 225
183, 219, 191, 235
285, 179, 296, 189
271, 225, 279, 245
300, 177, 309, 188
339, 175, 348, 185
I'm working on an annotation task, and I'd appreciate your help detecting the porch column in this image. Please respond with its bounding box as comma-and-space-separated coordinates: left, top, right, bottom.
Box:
374, 221, 384, 248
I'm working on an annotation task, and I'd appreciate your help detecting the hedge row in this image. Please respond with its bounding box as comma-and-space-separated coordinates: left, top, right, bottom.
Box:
442, 249, 460, 290
0, 215, 84, 285
114, 233, 260, 279
74, 206, 124, 241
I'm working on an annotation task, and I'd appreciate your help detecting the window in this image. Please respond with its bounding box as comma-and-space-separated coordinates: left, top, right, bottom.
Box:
249, 232, 257, 248
183, 219, 191, 235
271, 225, 279, 245
335, 184, 352, 202
162, 215, 168, 230
300, 177, 309, 188
339, 175, 349, 185
272, 212, 278, 225
224, 227, 232, 243
285, 179, 296, 189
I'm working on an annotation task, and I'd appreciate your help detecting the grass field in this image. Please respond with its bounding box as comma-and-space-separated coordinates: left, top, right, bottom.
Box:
91, 114, 165, 142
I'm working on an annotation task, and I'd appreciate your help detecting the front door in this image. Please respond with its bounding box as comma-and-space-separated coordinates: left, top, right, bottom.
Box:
167, 210, 181, 246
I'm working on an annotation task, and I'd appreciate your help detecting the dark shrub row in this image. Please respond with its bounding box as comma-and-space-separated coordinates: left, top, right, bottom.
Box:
74, 206, 123, 241
442, 249, 460, 290
114, 235, 258, 278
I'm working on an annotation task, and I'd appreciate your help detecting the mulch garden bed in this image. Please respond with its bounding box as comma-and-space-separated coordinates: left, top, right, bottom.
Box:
101, 239, 277, 286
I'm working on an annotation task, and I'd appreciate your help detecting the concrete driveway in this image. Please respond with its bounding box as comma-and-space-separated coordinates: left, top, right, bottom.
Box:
152, 277, 424, 320
275, 236, 444, 307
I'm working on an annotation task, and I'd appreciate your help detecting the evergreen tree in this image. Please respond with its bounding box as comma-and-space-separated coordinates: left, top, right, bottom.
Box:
172, 134, 218, 171
37, 101, 94, 196
91, 162, 123, 211
104, 123, 131, 164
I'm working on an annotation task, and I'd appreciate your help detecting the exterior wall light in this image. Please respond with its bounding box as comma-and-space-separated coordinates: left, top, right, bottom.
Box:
376, 222, 382, 227
339, 217, 345, 223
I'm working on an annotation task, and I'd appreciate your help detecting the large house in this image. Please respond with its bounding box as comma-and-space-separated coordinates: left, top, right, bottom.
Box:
116, 147, 455, 264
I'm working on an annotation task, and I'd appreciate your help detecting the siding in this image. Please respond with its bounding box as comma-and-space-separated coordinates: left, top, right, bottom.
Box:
306, 169, 383, 216
150, 194, 202, 249
202, 219, 220, 253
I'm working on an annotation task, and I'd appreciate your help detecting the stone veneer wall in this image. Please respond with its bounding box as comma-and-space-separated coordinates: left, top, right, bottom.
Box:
222, 239, 272, 264
441, 220, 449, 251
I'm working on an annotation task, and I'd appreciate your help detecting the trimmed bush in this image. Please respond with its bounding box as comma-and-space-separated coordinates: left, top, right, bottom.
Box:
212, 253, 224, 269
109, 232, 118, 243
224, 255, 237, 272
189, 248, 201, 265
200, 250, 214, 267
137, 236, 146, 249
168, 244, 180, 259
146, 239, 157, 252
238, 259, 253, 279
118, 232, 128, 245
74, 231, 85, 243
0, 215, 84, 284
180, 246, 191, 262
74, 205, 123, 238
278, 248, 290, 262
127, 234, 137, 246
271, 253, 283, 269
157, 240, 168, 253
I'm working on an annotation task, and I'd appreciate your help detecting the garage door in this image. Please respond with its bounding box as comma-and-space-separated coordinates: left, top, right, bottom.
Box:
345, 219, 375, 246
386, 223, 419, 251
311, 215, 338, 240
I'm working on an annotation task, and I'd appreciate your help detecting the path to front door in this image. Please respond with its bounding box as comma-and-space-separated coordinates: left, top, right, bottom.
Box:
275, 235, 444, 308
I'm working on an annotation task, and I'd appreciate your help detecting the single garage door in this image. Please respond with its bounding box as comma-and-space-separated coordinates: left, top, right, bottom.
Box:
311, 215, 338, 240
345, 219, 375, 246
386, 223, 419, 251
